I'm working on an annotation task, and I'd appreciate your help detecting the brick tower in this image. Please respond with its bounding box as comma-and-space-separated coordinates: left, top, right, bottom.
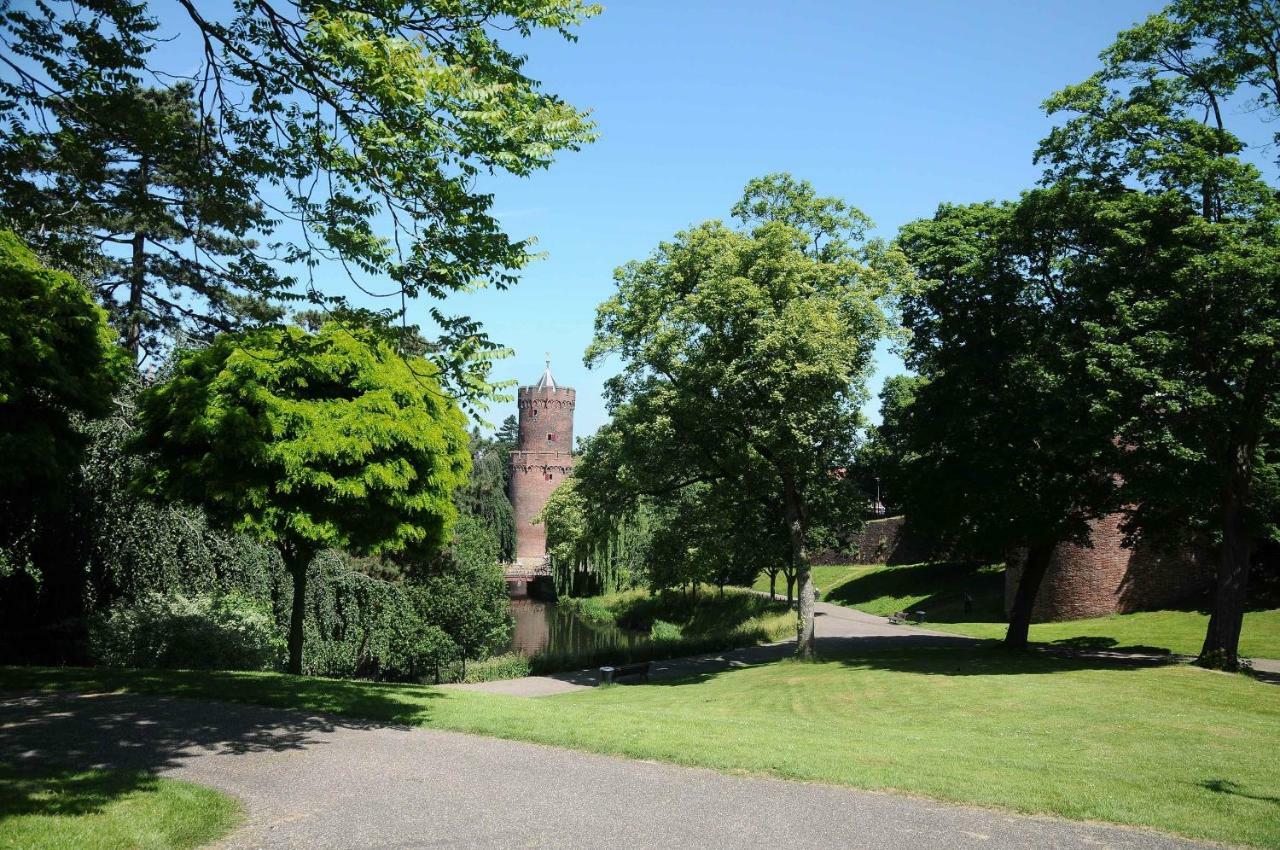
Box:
509, 357, 575, 566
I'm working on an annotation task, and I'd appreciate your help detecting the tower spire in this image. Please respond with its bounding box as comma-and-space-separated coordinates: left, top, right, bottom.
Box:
535, 353, 556, 390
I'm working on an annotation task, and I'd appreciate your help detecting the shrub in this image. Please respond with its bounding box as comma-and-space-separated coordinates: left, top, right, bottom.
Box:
649, 619, 683, 640
458, 652, 531, 683
91, 591, 283, 671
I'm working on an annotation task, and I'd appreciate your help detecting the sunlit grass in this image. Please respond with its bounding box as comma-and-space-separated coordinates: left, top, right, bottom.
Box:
0, 764, 240, 850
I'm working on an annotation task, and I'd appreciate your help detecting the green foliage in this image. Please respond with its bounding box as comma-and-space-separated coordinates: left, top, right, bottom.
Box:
895, 199, 1120, 563
0, 82, 285, 360
1033, 0, 1280, 667
136, 321, 472, 673
0, 764, 242, 850
137, 323, 471, 557
584, 174, 894, 654
90, 591, 284, 671
537, 472, 649, 596
459, 652, 531, 683
0, 0, 600, 398
455, 430, 516, 563
78, 399, 282, 610
0, 230, 126, 496
648, 619, 683, 641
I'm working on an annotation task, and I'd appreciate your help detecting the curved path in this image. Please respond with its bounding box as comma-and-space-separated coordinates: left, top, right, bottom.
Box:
1, 689, 1215, 849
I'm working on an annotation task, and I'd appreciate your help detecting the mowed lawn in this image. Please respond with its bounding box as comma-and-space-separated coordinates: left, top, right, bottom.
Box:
5, 652, 1278, 849
783, 561, 1280, 659
0, 763, 240, 850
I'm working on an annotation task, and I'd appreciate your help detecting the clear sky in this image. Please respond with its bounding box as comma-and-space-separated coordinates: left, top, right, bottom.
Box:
136, 1, 1171, 435
425, 0, 1168, 436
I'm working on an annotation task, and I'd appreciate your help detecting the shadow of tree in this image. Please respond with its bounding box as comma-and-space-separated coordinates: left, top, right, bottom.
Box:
823, 562, 1006, 623
0, 763, 163, 820
1200, 778, 1280, 805
0, 666, 449, 825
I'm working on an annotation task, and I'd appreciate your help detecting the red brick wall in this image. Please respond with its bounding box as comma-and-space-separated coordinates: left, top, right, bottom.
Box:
811, 516, 933, 565
510, 386, 575, 563
1004, 513, 1214, 622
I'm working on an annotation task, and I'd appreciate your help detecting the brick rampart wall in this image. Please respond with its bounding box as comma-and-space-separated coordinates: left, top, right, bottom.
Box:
1004, 512, 1214, 622
811, 516, 933, 565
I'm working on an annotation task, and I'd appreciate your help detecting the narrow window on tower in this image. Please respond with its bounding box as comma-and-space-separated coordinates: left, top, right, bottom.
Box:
547, 433, 557, 442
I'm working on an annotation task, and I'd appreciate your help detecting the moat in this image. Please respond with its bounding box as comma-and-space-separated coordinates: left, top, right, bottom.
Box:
507, 594, 644, 657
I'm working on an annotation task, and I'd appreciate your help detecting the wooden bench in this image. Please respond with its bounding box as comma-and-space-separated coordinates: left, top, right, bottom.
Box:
889, 610, 927, 625
598, 661, 651, 685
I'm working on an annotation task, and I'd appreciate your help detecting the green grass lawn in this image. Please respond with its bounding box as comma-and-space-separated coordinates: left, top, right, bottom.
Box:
749, 564, 883, 598
782, 561, 1280, 659
0, 763, 240, 850
4, 651, 1278, 848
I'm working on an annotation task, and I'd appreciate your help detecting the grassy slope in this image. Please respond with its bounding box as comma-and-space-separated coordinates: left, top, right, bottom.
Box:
791, 562, 1280, 659
0, 764, 240, 850
4, 655, 1278, 849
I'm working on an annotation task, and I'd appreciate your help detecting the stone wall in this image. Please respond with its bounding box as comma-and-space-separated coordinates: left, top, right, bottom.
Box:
811, 516, 933, 565
1004, 512, 1214, 622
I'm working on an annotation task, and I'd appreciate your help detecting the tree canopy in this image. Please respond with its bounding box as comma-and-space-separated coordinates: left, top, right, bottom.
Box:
584, 174, 892, 656
0, 0, 599, 396
136, 322, 471, 672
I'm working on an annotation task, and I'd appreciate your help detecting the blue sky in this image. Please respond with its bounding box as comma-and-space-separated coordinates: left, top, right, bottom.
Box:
137, 1, 1173, 435
428, 0, 1169, 436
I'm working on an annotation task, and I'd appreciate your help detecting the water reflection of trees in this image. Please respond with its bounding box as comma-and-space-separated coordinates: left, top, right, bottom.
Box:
509, 598, 642, 656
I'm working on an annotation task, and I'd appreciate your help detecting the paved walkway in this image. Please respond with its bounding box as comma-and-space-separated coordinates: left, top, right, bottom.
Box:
0, 689, 1216, 849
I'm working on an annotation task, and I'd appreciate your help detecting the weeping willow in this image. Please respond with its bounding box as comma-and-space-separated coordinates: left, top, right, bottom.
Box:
539, 478, 654, 597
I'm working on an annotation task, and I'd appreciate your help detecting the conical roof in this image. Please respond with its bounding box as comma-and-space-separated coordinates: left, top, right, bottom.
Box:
534, 354, 556, 390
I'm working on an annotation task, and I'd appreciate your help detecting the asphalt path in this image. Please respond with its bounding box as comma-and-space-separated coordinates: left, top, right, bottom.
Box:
1, 689, 1217, 850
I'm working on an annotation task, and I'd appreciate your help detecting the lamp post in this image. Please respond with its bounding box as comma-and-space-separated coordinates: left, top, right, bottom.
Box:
873, 476, 886, 517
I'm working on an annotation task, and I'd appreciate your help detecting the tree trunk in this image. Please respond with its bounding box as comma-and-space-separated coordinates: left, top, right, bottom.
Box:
786, 572, 795, 605
125, 156, 149, 360
782, 475, 815, 660
1199, 441, 1256, 670
769, 570, 777, 599
1005, 541, 1055, 649
285, 544, 314, 676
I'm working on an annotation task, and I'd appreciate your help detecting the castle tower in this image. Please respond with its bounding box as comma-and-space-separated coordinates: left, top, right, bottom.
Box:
509, 357, 575, 566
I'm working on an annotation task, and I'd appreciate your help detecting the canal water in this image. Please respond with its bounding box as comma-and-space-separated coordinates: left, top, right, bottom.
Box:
508, 594, 645, 657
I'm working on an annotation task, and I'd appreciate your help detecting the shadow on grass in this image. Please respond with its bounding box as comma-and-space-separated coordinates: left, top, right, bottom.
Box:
0, 663, 449, 821
1200, 779, 1280, 805
639, 638, 1190, 689
0, 763, 162, 820
823, 561, 1006, 623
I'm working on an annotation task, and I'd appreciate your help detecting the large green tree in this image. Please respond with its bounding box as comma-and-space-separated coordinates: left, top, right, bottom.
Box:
0, 82, 284, 361
586, 176, 891, 657
0, 0, 598, 396
895, 198, 1121, 648
0, 229, 128, 661
1038, 0, 1280, 668
136, 322, 471, 673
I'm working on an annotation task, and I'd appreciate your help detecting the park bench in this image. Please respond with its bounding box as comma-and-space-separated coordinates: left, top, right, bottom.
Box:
889, 610, 927, 625
598, 661, 651, 685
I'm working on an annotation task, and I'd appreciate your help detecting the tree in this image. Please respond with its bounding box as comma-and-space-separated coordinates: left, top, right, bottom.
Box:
0, 229, 127, 660
1038, 0, 1280, 668
0, 0, 599, 397
0, 82, 285, 362
135, 322, 471, 673
0, 230, 127, 496
855, 374, 927, 516
895, 198, 1121, 648
455, 428, 516, 563
586, 175, 891, 657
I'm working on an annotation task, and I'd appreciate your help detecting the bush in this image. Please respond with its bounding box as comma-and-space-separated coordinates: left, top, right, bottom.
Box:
458, 652, 531, 683
649, 619, 683, 640
91, 591, 283, 671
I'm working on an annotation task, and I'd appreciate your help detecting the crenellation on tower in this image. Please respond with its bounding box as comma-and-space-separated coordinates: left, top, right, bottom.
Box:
509, 358, 575, 566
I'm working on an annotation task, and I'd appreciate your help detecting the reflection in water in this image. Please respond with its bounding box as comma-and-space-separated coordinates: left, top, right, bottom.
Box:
509, 595, 645, 656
